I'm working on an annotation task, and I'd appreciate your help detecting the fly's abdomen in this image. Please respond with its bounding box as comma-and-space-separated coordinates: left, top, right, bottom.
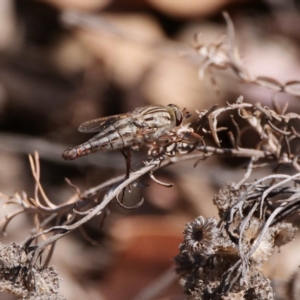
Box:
99, 125, 139, 151
62, 141, 94, 160
62, 126, 138, 160
95, 122, 141, 150
62, 139, 112, 160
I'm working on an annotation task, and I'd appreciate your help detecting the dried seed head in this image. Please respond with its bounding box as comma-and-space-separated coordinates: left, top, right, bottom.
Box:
221, 290, 245, 300
247, 271, 274, 300
183, 216, 218, 256
178, 254, 241, 298
213, 183, 246, 217
214, 232, 238, 255
175, 244, 204, 275
242, 218, 274, 264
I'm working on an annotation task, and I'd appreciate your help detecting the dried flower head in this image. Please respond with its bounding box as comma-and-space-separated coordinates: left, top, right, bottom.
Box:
213, 182, 246, 217
241, 218, 274, 264
177, 253, 241, 298
175, 243, 204, 276
247, 271, 274, 300
241, 219, 297, 266
0, 242, 64, 299
221, 290, 245, 300
183, 216, 218, 256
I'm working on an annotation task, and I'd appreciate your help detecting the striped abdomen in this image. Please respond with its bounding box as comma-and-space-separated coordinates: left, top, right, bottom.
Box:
62, 122, 141, 160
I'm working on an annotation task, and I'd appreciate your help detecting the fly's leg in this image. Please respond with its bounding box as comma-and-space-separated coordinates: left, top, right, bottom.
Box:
116, 148, 145, 210
99, 149, 133, 230
120, 148, 133, 203
121, 148, 132, 179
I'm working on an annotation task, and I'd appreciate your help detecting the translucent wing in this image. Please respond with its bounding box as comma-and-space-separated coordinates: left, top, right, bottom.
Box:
78, 113, 131, 133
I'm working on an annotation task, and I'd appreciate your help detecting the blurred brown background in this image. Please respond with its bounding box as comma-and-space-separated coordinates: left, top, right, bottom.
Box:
0, 0, 300, 299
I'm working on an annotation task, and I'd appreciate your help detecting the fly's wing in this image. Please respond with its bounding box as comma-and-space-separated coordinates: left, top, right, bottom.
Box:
78, 113, 130, 133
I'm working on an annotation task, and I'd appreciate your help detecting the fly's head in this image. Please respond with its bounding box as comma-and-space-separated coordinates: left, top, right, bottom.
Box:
167, 104, 191, 127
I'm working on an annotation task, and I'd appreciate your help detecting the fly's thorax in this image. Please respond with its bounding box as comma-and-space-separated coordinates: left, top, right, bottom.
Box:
132, 104, 184, 142
144, 126, 170, 142
133, 105, 172, 128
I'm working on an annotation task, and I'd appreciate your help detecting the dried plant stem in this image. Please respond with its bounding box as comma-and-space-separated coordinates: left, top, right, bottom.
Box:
26, 161, 157, 265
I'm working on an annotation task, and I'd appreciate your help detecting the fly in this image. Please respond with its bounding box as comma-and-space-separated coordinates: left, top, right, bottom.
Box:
62, 104, 190, 160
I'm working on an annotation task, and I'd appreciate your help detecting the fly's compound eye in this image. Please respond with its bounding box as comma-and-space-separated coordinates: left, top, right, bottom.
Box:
167, 104, 183, 126
174, 109, 183, 126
